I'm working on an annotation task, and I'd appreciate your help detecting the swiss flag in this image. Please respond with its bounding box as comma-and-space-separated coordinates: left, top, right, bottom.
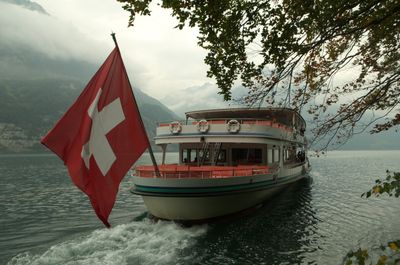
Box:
41, 47, 149, 227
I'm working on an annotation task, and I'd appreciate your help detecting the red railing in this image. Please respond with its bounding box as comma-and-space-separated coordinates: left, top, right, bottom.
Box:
134, 164, 277, 179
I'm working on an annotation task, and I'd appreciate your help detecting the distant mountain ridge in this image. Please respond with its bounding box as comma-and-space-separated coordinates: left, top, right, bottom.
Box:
0, 78, 180, 153
0, 0, 48, 14
0, 43, 97, 82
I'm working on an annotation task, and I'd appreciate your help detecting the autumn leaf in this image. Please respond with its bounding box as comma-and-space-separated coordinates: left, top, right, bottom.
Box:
388, 242, 398, 251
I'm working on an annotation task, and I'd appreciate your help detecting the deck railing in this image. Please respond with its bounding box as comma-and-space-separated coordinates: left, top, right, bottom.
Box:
134, 164, 279, 179
157, 118, 295, 133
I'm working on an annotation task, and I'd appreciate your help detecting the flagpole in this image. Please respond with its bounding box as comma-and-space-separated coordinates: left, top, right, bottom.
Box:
111, 32, 161, 178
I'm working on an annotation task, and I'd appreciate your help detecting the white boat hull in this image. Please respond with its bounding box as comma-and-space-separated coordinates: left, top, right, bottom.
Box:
132, 164, 309, 221
141, 186, 284, 221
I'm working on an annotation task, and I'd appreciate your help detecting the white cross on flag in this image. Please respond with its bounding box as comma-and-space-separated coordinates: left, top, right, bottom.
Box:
41, 46, 150, 227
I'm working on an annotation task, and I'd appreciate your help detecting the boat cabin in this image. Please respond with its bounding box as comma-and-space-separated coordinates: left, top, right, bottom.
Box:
136, 108, 307, 178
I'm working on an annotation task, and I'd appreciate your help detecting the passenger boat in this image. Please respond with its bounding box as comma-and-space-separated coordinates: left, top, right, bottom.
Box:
132, 108, 311, 221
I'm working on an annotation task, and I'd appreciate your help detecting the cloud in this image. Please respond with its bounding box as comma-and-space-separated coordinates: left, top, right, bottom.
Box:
161, 83, 247, 116
33, 0, 211, 98
0, 1, 109, 65
0, 0, 214, 104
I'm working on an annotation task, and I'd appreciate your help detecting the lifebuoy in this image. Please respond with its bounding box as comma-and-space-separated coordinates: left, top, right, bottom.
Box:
169, 121, 182, 134
226, 119, 240, 133
196, 119, 209, 133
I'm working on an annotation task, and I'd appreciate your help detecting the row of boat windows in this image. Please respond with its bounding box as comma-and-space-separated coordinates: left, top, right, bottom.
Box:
181, 147, 289, 166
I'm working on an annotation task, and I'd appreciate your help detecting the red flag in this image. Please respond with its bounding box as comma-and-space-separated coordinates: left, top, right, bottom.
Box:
41, 47, 149, 227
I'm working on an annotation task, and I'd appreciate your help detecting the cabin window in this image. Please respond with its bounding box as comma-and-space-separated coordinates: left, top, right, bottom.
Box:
273, 148, 280, 163
190, 149, 197, 163
296, 147, 306, 162
283, 147, 286, 161
182, 149, 189, 163
267, 149, 273, 164
217, 150, 227, 163
232, 148, 262, 165
182, 149, 198, 163
284, 147, 290, 161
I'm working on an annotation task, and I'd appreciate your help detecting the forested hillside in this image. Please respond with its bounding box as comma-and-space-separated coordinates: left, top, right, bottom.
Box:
0, 79, 180, 153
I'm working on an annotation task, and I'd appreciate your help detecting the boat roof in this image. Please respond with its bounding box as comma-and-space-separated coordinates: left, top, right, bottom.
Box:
185, 108, 306, 127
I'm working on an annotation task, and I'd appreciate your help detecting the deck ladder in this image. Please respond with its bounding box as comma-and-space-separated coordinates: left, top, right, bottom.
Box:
212, 142, 222, 165
199, 142, 209, 166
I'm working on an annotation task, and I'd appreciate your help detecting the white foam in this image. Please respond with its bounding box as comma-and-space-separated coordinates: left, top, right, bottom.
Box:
7, 220, 207, 265
310, 170, 322, 178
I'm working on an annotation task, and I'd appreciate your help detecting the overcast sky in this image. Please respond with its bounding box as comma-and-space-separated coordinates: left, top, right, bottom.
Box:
0, 0, 237, 115
39, 0, 213, 95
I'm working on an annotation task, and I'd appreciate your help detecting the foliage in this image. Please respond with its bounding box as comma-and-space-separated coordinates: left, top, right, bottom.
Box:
362, 171, 400, 198
343, 171, 400, 265
117, 0, 400, 148
345, 248, 369, 265
344, 241, 400, 265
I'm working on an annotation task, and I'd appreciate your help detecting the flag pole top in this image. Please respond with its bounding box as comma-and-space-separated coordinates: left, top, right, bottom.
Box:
111, 32, 118, 47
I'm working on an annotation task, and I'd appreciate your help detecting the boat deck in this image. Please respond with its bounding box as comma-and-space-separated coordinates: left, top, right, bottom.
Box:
134, 164, 278, 179
158, 119, 295, 133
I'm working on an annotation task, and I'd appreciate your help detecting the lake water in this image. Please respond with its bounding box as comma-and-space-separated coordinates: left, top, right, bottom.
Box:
1, 151, 399, 265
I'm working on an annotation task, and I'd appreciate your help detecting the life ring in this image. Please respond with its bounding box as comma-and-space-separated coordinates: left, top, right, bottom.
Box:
169, 121, 182, 134
196, 119, 209, 133
226, 119, 240, 133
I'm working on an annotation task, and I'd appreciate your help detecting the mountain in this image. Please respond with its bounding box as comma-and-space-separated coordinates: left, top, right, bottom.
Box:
0, 0, 48, 14
0, 0, 181, 153
337, 130, 400, 150
301, 108, 400, 151
0, 43, 97, 82
0, 78, 180, 153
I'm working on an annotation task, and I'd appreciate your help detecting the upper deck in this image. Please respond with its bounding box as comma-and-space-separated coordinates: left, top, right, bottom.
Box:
155, 108, 307, 145
186, 108, 305, 127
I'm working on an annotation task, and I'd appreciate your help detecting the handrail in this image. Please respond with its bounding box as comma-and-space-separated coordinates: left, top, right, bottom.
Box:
157, 118, 296, 132
134, 165, 276, 179
158, 117, 276, 125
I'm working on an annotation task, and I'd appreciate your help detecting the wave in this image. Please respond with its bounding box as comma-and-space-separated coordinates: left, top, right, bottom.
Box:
7, 219, 207, 265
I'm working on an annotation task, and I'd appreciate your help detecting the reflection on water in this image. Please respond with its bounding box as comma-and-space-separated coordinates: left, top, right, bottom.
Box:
1, 151, 400, 264
186, 177, 316, 265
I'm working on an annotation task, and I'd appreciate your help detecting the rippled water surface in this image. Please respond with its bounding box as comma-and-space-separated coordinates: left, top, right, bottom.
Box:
1, 151, 399, 264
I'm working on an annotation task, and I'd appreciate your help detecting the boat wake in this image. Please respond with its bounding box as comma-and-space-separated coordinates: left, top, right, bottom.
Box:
7, 219, 207, 265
